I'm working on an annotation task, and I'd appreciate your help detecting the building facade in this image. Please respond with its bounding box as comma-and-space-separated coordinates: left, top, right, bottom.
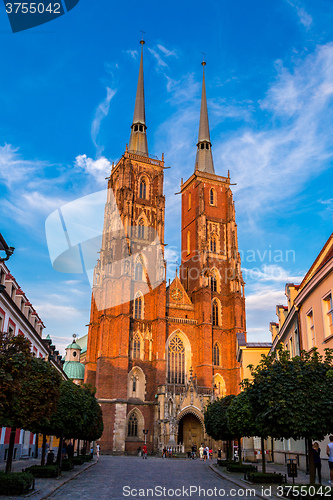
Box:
85, 45, 246, 455
269, 232, 333, 468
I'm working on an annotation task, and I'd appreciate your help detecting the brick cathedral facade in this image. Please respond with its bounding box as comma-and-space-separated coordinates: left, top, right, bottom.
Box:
85, 42, 246, 454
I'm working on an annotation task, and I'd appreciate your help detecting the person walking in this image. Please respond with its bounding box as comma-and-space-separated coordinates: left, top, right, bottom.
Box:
205, 446, 210, 460
312, 442, 321, 484
326, 435, 333, 484
143, 444, 148, 459
199, 445, 204, 461
96, 443, 100, 460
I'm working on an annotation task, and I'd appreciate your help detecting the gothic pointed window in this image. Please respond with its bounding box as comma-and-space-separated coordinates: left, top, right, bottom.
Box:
138, 219, 145, 239
212, 300, 219, 326
134, 296, 143, 319
128, 413, 138, 437
210, 235, 217, 253
213, 343, 220, 366
132, 377, 137, 392
210, 188, 216, 206
135, 261, 143, 281
211, 274, 217, 292
133, 333, 141, 358
167, 335, 185, 385
139, 178, 147, 199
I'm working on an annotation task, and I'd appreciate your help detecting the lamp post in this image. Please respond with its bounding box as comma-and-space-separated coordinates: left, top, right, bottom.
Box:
143, 429, 149, 445
0, 233, 14, 263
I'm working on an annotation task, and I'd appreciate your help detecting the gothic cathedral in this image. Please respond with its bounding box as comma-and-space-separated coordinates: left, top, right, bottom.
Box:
85, 41, 246, 454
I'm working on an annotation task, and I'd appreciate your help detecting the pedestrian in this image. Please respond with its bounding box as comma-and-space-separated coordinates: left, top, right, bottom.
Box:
90, 445, 94, 459
209, 448, 213, 460
96, 443, 100, 459
203, 447, 207, 461
326, 435, 333, 484
67, 441, 74, 459
199, 445, 204, 460
168, 446, 172, 458
162, 447, 167, 458
143, 444, 148, 459
312, 442, 321, 484
218, 448, 222, 460
205, 446, 210, 460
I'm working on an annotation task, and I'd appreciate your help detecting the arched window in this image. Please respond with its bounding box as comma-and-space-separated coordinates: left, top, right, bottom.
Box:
210, 235, 217, 253
213, 343, 220, 366
211, 274, 217, 292
134, 296, 143, 319
188, 192, 191, 210
133, 332, 141, 358
132, 377, 137, 392
209, 188, 216, 206
167, 335, 185, 384
138, 219, 145, 239
128, 413, 138, 437
212, 300, 219, 326
139, 178, 147, 199
135, 261, 143, 281
187, 231, 191, 255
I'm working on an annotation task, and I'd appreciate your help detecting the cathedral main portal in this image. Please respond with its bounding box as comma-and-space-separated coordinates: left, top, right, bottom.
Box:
178, 413, 204, 452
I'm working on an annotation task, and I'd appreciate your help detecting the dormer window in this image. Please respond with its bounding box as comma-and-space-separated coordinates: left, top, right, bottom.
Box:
73, 351, 77, 357
134, 125, 138, 131
139, 125, 143, 132
200, 143, 204, 149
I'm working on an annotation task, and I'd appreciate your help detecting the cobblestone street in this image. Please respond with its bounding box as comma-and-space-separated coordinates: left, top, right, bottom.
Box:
47, 456, 262, 500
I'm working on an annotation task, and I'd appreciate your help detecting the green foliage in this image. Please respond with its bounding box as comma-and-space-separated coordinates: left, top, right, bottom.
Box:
242, 347, 333, 441
25, 465, 60, 478
227, 390, 263, 438
61, 459, 74, 471
72, 456, 85, 465
217, 460, 237, 467
227, 464, 257, 473
204, 395, 236, 441
0, 471, 34, 495
0, 332, 61, 431
247, 472, 286, 484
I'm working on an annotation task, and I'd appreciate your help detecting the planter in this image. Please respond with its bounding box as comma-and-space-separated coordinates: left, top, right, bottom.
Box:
0, 471, 35, 495
227, 464, 257, 473
24, 465, 60, 478
246, 472, 286, 484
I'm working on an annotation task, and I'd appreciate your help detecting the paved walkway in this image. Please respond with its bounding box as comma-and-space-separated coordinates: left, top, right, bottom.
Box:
1, 456, 331, 499
0, 457, 97, 500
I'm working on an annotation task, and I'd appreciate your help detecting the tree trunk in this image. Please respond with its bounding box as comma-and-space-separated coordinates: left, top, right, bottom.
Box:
261, 437, 266, 474
59, 432, 64, 470
34, 433, 39, 459
238, 437, 242, 465
5, 427, 16, 474
41, 433, 47, 466
307, 438, 315, 485
77, 439, 80, 457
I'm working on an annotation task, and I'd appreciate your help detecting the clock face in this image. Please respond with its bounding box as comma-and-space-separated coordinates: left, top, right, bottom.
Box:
171, 288, 183, 301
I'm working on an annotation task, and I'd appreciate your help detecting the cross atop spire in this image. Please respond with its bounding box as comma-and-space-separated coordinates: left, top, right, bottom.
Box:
128, 40, 148, 157
195, 61, 215, 174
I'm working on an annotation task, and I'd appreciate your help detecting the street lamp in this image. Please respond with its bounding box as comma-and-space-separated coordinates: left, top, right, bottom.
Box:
143, 429, 149, 445
0, 233, 15, 263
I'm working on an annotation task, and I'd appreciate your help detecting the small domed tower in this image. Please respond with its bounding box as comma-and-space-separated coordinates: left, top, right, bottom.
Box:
63, 334, 85, 384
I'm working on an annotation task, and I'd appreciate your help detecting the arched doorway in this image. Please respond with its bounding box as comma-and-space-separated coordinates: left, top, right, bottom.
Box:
178, 413, 204, 452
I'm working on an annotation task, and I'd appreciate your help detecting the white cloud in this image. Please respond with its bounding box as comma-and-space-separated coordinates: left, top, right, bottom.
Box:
75, 154, 111, 184
148, 48, 168, 68
242, 264, 304, 283
286, 0, 313, 29
124, 49, 138, 60
91, 87, 116, 156
157, 45, 178, 58
0, 144, 46, 188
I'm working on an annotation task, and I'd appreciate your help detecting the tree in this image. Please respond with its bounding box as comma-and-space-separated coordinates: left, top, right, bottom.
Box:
243, 347, 333, 484
204, 395, 236, 460
227, 389, 267, 469
0, 332, 61, 473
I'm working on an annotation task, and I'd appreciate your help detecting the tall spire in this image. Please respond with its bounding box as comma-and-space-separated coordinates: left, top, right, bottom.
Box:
128, 40, 148, 157
195, 61, 215, 174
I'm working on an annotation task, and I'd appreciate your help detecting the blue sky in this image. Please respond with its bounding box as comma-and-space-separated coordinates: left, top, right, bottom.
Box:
1, 0, 333, 354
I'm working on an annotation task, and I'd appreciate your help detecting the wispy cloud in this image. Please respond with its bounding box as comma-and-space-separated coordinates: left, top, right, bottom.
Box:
0, 144, 46, 188
91, 87, 116, 156
124, 49, 138, 60
214, 43, 333, 218
149, 44, 179, 71
286, 0, 313, 29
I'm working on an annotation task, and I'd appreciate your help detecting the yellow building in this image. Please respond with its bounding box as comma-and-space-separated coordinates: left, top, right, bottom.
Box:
269, 232, 333, 469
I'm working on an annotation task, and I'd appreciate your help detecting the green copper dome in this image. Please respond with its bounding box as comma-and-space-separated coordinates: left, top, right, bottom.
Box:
63, 361, 85, 380
66, 342, 82, 350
